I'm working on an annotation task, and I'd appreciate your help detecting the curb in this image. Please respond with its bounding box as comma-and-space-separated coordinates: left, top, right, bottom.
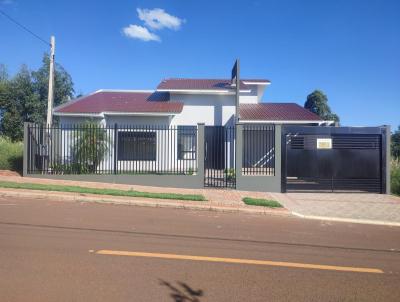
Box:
292, 211, 400, 227
0, 189, 289, 216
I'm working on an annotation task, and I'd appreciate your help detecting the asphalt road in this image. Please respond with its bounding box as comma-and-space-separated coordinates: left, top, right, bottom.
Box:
1, 196, 400, 302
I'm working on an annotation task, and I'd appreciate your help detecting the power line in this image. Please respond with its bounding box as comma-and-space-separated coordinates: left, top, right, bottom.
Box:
0, 9, 50, 46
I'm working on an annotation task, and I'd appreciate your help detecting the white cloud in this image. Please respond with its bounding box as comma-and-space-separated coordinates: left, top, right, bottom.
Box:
122, 24, 160, 42
137, 8, 185, 31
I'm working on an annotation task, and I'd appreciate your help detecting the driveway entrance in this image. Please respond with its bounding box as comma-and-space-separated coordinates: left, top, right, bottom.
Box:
282, 126, 389, 193
273, 192, 400, 225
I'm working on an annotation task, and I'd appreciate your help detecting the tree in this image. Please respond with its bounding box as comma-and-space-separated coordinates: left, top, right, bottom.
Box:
0, 53, 74, 141
392, 126, 400, 159
0, 65, 40, 141
304, 90, 340, 122
0, 64, 8, 82
32, 53, 74, 109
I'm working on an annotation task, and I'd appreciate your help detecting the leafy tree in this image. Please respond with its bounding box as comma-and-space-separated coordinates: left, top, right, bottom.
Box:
392, 126, 400, 159
0, 65, 40, 141
0, 64, 8, 82
0, 53, 74, 141
32, 53, 74, 109
304, 90, 340, 122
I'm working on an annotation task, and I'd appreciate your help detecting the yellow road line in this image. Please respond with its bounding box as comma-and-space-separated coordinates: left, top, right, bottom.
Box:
95, 250, 383, 274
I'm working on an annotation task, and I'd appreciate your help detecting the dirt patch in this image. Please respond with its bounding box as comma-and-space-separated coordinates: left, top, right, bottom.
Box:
0, 170, 21, 177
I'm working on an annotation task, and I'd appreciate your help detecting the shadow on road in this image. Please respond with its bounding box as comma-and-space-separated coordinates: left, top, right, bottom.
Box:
159, 279, 204, 302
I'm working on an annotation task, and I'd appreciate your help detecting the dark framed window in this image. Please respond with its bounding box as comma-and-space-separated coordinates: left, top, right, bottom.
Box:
177, 126, 197, 160
118, 131, 156, 161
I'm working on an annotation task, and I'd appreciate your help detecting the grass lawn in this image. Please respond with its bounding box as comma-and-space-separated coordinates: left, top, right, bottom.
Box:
0, 137, 23, 173
0, 181, 206, 201
242, 197, 283, 208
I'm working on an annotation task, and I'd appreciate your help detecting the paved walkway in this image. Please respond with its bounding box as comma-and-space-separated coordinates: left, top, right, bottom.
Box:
2, 173, 400, 225
271, 192, 400, 226
0, 174, 288, 215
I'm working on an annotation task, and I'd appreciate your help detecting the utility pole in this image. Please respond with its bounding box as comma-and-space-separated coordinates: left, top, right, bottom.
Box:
46, 35, 55, 127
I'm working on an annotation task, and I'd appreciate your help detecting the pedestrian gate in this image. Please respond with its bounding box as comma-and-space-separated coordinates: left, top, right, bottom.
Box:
282, 126, 388, 193
204, 126, 235, 188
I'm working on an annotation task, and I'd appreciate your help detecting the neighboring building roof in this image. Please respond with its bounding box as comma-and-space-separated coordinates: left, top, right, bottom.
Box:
54, 90, 183, 115
157, 78, 269, 91
240, 103, 322, 121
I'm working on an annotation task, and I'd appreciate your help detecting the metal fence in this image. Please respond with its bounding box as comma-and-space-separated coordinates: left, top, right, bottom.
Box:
27, 124, 198, 175
242, 124, 275, 176
204, 126, 236, 188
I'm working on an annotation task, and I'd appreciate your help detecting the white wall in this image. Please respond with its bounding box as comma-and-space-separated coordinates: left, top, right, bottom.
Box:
169, 93, 236, 126
105, 115, 170, 126
239, 85, 259, 104
59, 116, 104, 126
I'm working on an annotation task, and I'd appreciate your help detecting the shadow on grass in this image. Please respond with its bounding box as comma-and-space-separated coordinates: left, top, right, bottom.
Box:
159, 279, 204, 302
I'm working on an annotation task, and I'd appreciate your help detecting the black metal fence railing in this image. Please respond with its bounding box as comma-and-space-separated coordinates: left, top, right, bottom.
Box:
204, 126, 236, 188
242, 124, 275, 176
27, 124, 198, 175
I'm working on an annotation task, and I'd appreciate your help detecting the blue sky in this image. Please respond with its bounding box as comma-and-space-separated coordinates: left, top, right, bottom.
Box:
0, 0, 399, 128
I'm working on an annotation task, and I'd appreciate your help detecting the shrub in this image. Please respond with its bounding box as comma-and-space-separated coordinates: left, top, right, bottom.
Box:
224, 168, 235, 181
71, 122, 109, 173
242, 197, 283, 208
391, 159, 400, 196
0, 136, 23, 173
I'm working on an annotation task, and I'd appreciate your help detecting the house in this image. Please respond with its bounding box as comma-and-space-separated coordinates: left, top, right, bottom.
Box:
25, 69, 390, 194
53, 78, 325, 127
49, 75, 325, 186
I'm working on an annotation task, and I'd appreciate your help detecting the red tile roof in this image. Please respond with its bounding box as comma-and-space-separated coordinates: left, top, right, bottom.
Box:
54, 91, 183, 114
240, 103, 322, 121
157, 78, 260, 91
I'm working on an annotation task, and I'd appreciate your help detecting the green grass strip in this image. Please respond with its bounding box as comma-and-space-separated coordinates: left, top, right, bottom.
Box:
0, 181, 206, 201
242, 197, 283, 208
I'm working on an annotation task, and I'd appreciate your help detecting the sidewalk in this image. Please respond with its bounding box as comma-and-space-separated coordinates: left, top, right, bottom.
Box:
0, 174, 288, 216
270, 192, 400, 226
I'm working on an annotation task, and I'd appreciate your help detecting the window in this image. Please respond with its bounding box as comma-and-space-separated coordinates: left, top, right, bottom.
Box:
178, 126, 197, 160
118, 131, 156, 160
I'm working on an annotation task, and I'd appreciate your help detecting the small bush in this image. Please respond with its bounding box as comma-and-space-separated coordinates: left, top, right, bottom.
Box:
391, 159, 400, 196
224, 168, 235, 181
242, 197, 283, 208
0, 136, 23, 173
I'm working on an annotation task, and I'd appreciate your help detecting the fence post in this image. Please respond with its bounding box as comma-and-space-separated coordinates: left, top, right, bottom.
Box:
114, 123, 118, 175
23, 122, 29, 176
235, 123, 243, 186
385, 125, 391, 194
274, 124, 282, 192
197, 123, 205, 184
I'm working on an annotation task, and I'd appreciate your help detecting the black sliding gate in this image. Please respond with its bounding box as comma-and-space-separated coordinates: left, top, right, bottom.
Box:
282, 126, 387, 193
204, 126, 235, 188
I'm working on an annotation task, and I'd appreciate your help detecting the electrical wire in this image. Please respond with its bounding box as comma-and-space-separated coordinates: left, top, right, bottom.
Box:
0, 9, 50, 46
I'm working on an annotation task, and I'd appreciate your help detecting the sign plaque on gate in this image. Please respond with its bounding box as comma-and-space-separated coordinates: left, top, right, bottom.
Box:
317, 138, 332, 149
